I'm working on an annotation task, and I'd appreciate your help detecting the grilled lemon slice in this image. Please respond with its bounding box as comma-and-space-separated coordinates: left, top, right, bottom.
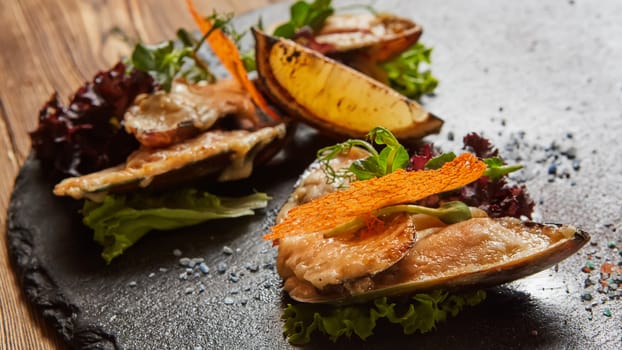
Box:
253, 29, 443, 141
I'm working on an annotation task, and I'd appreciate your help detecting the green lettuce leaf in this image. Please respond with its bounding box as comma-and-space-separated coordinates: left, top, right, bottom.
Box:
283, 289, 486, 344
381, 42, 439, 100
82, 189, 270, 263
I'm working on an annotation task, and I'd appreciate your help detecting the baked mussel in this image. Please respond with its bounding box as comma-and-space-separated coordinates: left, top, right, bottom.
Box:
270, 142, 589, 305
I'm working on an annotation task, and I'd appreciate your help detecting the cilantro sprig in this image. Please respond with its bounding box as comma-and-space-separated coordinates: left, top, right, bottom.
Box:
273, 0, 334, 38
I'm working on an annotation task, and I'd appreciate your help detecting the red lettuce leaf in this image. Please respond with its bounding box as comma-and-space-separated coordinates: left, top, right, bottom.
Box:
463, 132, 499, 158
406, 143, 434, 171
30, 62, 155, 177
445, 177, 535, 219
411, 133, 534, 219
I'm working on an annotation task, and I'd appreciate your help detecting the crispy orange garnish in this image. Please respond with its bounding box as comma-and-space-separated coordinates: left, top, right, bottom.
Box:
186, 0, 280, 122
362, 212, 385, 239
265, 152, 487, 241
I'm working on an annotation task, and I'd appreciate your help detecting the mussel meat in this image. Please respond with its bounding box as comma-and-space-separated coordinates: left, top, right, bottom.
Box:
54, 124, 286, 200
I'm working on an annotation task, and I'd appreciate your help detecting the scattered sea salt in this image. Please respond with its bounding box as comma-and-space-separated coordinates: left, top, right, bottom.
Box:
198, 263, 210, 274
217, 262, 228, 274
222, 246, 234, 255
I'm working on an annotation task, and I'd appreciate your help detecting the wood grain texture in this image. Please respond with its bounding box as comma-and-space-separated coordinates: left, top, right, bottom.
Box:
0, 1, 283, 349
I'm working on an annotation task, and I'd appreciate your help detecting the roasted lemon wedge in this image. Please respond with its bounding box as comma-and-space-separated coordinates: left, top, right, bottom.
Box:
253, 29, 443, 141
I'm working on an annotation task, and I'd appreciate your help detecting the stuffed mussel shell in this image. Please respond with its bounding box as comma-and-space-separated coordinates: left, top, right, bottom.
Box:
303, 13, 423, 62
279, 217, 589, 304
54, 124, 286, 200
275, 150, 590, 305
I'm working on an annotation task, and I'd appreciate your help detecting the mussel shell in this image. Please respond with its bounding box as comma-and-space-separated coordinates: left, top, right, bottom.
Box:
278, 213, 417, 291
306, 13, 423, 62
124, 80, 262, 148
290, 219, 589, 304
53, 124, 288, 200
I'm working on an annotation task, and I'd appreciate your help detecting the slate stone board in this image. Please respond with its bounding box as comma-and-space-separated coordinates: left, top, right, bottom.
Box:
7, 0, 622, 349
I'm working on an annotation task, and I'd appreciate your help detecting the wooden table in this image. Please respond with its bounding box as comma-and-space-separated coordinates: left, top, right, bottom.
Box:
0, 1, 283, 348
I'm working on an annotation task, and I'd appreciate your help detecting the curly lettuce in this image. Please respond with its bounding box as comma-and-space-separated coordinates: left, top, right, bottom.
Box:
283, 290, 486, 344
82, 188, 270, 263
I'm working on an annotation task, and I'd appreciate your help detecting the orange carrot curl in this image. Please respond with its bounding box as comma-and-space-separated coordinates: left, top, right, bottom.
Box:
186, 0, 280, 122
265, 152, 487, 241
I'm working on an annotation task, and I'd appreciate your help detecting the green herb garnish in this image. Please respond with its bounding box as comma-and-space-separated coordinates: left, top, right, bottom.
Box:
482, 157, 523, 180
130, 34, 211, 92
273, 0, 334, 38
240, 49, 256, 72
317, 126, 409, 183
381, 42, 439, 100
129, 12, 237, 91
319, 128, 524, 185
82, 189, 270, 263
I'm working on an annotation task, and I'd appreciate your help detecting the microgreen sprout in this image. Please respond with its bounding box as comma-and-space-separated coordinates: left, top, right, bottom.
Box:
129, 11, 238, 91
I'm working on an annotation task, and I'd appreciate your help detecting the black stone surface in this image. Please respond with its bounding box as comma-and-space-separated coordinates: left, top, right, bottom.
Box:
6, 0, 622, 349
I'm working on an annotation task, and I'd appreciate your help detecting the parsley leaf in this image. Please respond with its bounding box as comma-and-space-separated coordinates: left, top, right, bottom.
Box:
273, 0, 334, 38
381, 42, 439, 100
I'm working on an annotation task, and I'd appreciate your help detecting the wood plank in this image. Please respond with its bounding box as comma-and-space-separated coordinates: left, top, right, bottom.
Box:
0, 114, 66, 347
0, 0, 71, 346
0, 0, 281, 348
